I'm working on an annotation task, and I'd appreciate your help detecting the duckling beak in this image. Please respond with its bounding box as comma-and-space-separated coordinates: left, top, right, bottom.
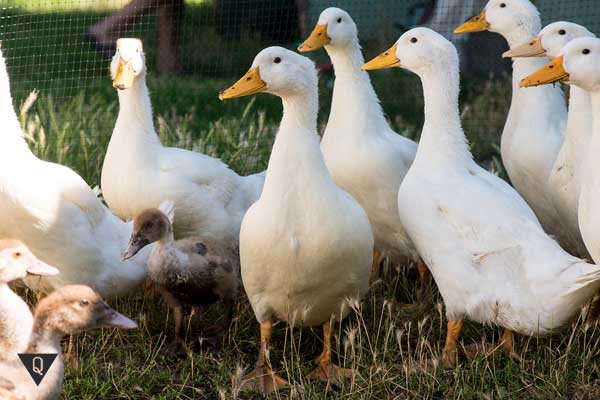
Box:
362, 44, 401, 71
26, 260, 59, 276
298, 24, 330, 52
121, 233, 149, 261
503, 36, 546, 58
219, 67, 267, 100
520, 55, 569, 88
112, 58, 135, 90
101, 307, 138, 329
454, 10, 489, 34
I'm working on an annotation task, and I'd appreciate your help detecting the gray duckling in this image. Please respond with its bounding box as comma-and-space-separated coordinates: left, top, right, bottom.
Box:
122, 201, 240, 355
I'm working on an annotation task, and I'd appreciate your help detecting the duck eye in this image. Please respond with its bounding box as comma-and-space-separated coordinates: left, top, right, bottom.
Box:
500, 3, 506, 8
583, 49, 591, 55
13, 252, 21, 258
558, 29, 566, 35
337, 17, 342, 23
274, 57, 281, 64
81, 299, 89, 306
410, 37, 418, 43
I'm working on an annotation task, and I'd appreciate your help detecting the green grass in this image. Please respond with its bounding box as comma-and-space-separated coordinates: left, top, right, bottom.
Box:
6, 2, 592, 400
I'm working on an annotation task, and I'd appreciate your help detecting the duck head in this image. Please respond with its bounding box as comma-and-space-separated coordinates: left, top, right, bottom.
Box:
219, 46, 317, 100
504, 21, 595, 59
122, 203, 174, 261
0, 241, 59, 283
33, 285, 137, 336
111, 38, 146, 90
298, 7, 358, 52
363, 27, 458, 77
454, 0, 540, 40
521, 37, 600, 91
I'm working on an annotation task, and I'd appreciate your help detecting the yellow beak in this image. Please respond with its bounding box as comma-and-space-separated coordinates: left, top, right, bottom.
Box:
298, 24, 330, 52
454, 10, 489, 34
362, 44, 401, 71
520, 56, 569, 88
503, 36, 546, 58
219, 67, 267, 100
112, 58, 135, 90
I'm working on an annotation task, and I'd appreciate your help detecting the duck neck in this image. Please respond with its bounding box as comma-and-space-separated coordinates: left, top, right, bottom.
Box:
416, 64, 471, 167
114, 76, 162, 147
324, 41, 389, 138
26, 321, 63, 355
584, 90, 600, 179
0, 54, 33, 154
565, 85, 592, 153
279, 89, 318, 134
263, 85, 331, 198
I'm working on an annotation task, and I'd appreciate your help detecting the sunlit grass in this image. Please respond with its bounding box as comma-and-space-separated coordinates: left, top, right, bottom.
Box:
2, 0, 212, 12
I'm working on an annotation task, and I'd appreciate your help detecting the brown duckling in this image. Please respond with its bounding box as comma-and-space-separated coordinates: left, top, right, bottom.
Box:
0, 240, 59, 361
122, 202, 240, 355
0, 285, 137, 400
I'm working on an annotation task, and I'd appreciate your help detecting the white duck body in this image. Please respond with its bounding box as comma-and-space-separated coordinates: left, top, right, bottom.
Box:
463, 0, 572, 251
0, 48, 148, 298
102, 39, 264, 243
532, 23, 595, 258
304, 8, 418, 263
237, 48, 373, 327
578, 91, 600, 262
556, 37, 600, 265
390, 29, 600, 336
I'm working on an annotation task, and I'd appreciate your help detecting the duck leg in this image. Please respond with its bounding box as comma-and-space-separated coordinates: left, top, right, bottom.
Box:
500, 329, 522, 361
160, 289, 189, 356
306, 320, 355, 382
416, 262, 430, 304
370, 250, 381, 283
585, 295, 600, 326
441, 320, 463, 368
240, 320, 288, 394
401, 261, 430, 311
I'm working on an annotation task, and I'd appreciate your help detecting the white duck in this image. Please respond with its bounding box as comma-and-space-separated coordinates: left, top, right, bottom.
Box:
0, 240, 58, 361
454, 0, 575, 253
0, 47, 148, 298
102, 38, 264, 243
522, 37, 600, 276
220, 47, 373, 393
363, 28, 600, 368
504, 22, 595, 259
297, 7, 426, 292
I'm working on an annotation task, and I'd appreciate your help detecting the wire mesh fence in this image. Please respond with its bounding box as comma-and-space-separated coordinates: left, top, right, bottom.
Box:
0, 0, 599, 181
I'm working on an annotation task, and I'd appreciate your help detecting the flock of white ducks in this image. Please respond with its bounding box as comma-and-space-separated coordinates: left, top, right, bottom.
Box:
3, 0, 600, 397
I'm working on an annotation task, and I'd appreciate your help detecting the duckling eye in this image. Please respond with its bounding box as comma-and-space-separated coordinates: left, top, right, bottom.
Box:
500, 3, 506, 8
410, 37, 418, 43
80, 299, 89, 306
274, 57, 281, 64
337, 18, 342, 23
558, 29, 566, 35
13, 252, 21, 258
583, 49, 591, 55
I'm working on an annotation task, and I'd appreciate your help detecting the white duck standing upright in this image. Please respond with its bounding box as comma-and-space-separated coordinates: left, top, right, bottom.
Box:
0, 47, 148, 298
102, 38, 264, 243
220, 47, 373, 393
298, 7, 427, 297
454, 0, 576, 253
505, 22, 595, 259
363, 28, 600, 368
522, 37, 600, 285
